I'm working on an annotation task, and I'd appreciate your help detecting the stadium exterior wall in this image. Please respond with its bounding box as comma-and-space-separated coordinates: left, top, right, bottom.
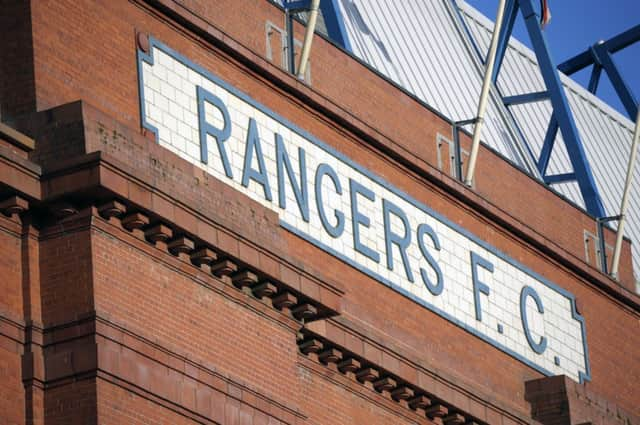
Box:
0, 1, 638, 424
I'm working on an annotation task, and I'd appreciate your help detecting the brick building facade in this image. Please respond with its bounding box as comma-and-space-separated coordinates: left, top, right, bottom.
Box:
0, 1, 638, 424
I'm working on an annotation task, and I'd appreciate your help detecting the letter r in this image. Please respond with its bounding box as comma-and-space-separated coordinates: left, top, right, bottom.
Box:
196, 86, 233, 178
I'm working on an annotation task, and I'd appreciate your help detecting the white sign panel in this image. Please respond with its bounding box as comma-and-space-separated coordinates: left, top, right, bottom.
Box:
138, 38, 590, 382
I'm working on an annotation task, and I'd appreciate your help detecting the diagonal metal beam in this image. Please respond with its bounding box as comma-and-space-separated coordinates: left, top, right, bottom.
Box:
557, 49, 593, 75
319, 0, 352, 50
537, 115, 558, 176
587, 64, 602, 94
558, 24, 639, 120
603, 24, 640, 54
491, 0, 518, 83
558, 26, 640, 75
593, 43, 638, 120
519, 0, 605, 217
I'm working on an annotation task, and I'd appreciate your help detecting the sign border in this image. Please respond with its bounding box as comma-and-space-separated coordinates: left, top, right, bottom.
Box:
137, 37, 591, 383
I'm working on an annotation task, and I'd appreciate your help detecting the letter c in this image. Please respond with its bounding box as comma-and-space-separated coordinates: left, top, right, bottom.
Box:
520, 286, 547, 354
315, 163, 345, 238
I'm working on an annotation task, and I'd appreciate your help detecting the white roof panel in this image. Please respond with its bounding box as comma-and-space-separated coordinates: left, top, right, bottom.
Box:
334, 0, 639, 285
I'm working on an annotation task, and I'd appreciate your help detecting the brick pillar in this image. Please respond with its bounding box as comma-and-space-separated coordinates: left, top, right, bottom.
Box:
525, 376, 640, 425
525, 376, 572, 425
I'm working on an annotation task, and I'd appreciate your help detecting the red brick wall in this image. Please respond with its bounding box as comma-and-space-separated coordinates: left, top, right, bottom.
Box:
0, 0, 638, 424
91, 224, 302, 407
97, 380, 198, 425
297, 356, 431, 425
39, 222, 94, 326
0, 216, 26, 425
44, 379, 97, 425
23, 0, 634, 289
0, 218, 23, 321
0, 0, 35, 120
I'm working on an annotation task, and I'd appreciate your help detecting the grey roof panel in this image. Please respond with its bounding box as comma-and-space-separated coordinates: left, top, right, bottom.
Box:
333, 0, 639, 284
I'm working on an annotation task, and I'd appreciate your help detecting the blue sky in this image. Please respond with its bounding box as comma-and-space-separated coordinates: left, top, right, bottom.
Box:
465, 0, 640, 119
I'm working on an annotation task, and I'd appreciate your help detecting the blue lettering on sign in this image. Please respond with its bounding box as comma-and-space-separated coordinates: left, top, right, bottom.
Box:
349, 178, 381, 263
315, 163, 345, 238
471, 251, 493, 322
416, 223, 444, 295
276, 135, 310, 222
383, 198, 414, 282
520, 286, 548, 354
241, 118, 273, 201
196, 86, 233, 176
138, 38, 592, 383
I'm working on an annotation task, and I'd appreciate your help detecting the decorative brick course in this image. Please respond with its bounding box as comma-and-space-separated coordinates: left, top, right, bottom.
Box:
0, 0, 638, 423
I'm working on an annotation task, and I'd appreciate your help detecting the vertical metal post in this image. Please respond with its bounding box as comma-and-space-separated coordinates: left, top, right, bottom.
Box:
596, 218, 609, 275
286, 10, 296, 74
453, 124, 463, 181
453, 118, 477, 181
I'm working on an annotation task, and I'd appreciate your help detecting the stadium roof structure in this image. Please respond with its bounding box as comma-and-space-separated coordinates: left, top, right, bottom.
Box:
281, 0, 640, 291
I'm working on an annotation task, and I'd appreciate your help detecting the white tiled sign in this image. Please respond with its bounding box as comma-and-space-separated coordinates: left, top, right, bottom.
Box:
138, 39, 590, 382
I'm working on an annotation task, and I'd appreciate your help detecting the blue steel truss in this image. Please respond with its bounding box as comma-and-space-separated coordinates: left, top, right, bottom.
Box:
318, 0, 352, 50
558, 24, 640, 121
479, 0, 606, 217
290, 0, 607, 217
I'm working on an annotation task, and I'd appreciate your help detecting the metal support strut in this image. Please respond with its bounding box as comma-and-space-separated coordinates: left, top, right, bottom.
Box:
453, 118, 478, 181
596, 215, 621, 275
284, 0, 317, 75
461, 0, 606, 217
465, 0, 508, 187
610, 108, 640, 279
557, 24, 640, 278
558, 24, 640, 121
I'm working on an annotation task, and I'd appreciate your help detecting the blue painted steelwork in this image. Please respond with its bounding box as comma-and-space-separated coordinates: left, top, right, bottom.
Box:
319, 0, 352, 50
283, 0, 352, 68
544, 172, 575, 185
462, 0, 606, 216
558, 24, 640, 120
559, 24, 640, 72
536, 116, 558, 176
503, 90, 548, 106
490, 0, 518, 83
587, 63, 602, 93
592, 44, 637, 120
518, 0, 604, 215
283, 0, 311, 10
